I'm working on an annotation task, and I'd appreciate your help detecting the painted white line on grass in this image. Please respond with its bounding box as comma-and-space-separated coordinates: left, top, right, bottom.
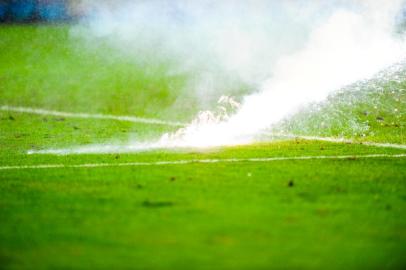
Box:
0, 105, 186, 127
265, 133, 406, 150
2, 105, 406, 150
1, 153, 405, 171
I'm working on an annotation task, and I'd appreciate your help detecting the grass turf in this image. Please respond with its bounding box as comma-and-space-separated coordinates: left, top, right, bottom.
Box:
0, 25, 405, 269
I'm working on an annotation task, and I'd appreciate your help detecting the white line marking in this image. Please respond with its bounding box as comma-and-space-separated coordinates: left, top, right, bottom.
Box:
2, 105, 405, 150
1, 153, 405, 171
0, 105, 186, 127
265, 133, 406, 150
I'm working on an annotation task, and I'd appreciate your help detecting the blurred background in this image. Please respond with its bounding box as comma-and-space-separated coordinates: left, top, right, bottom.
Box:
0, 0, 91, 22
1, 0, 406, 25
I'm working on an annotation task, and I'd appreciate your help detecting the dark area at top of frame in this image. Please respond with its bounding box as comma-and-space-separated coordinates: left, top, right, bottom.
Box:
0, 0, 80, 23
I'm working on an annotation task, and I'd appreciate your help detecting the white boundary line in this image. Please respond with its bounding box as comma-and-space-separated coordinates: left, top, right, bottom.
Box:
0, 105, 185, 127
267, 133, 406, 150
2, 105, 406, 150
1, 153, 405, 171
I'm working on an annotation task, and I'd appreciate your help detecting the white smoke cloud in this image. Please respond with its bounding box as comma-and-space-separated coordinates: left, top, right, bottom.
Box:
153, 0, 406, 148
62, 0, 406, 152
75, 1, 336, 101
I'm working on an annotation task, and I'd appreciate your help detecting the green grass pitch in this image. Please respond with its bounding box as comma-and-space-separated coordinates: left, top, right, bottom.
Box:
0, 25, 405, 269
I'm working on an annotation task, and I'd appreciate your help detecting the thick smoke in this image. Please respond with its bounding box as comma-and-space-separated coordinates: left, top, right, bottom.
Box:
76, 1, 343, 103
175, 0, 406, 147
62, 0, 406, 152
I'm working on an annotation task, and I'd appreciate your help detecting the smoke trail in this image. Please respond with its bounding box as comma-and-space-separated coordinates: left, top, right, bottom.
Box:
65, 0, 406, 152
75, 1, 337, 104
156, 0, 406, 147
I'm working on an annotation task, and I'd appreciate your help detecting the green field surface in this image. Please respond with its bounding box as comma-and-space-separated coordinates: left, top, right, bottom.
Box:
1, 25, 406, 269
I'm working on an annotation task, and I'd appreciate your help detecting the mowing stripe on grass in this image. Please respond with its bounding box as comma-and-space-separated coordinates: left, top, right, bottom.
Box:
1, 153, 405, 171
0, 105, 186, 127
